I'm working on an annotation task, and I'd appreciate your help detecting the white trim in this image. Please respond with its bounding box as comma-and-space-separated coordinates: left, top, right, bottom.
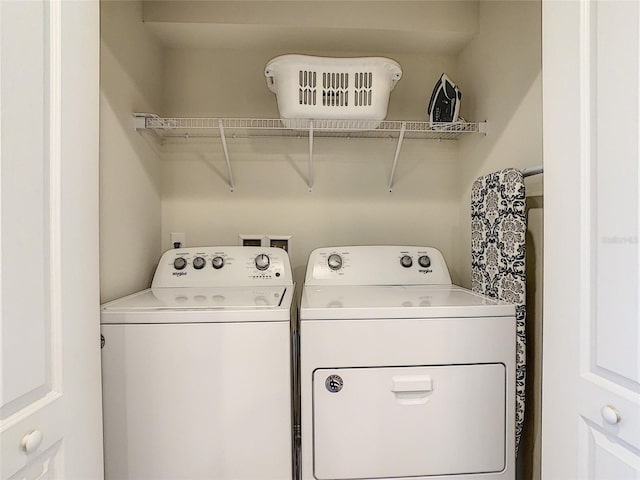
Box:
0, 0, 4, 417
637, 0, 640, 382
578, 5, 594, 478
0, 392, 62, 432
578, 0, 594, 376
49, 0, 64, 395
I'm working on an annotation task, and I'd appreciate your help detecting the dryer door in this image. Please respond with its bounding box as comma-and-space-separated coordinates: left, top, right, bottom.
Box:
313, 364, 506, 480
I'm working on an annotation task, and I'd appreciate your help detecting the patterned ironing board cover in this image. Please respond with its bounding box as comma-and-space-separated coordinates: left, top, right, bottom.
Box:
471, 168, 527, 456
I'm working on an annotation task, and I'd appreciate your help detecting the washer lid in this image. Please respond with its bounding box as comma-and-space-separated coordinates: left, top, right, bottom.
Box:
300, 285, 514, 320
101, 286, 291, 318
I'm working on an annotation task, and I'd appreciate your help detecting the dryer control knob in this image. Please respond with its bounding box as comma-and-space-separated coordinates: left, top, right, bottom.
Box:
212, 256, 224, 269
400, 255, 413, 268
193, 256, 206, 270
255, 254, 270, 271
327, 254, 343, 271
418, 255, 431, 268
173, 257, 187, 270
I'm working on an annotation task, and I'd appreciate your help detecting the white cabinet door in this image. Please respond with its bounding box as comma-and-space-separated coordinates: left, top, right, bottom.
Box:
542, 1, 640, 478
0, 1, 103, 479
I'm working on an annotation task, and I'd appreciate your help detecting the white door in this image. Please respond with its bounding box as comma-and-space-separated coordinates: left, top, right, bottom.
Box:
0, 1, 103, 479
542, 1, 640, 479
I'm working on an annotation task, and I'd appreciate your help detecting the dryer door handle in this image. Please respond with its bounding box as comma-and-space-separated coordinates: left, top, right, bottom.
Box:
391, 375, 433, 405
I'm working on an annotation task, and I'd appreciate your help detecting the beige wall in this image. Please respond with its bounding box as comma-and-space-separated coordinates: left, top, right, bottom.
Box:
156, 2, 542, 287
456, 0, 543, 287
455, 3, 543, 479
161, 137, 460, 283
99, 1, 543, 293
100, 1, 164, 302
98, 2, 543, 298
161, 48, 459, 121
160, 49, 464, 285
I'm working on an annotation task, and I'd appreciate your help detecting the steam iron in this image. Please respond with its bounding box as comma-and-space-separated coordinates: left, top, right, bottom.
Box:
427, 73, 462, 123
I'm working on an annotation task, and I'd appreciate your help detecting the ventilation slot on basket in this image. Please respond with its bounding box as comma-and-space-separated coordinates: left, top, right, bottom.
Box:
322, 72, 349, 107
354, 72, 373, 106
299, 70, 317, 106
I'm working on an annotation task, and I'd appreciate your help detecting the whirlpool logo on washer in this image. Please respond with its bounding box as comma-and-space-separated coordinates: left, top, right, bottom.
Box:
325, 375, 343, 393
172, 271, 187, 277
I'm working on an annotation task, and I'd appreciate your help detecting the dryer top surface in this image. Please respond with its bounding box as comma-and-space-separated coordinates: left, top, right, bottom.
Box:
300, 284, 514, 320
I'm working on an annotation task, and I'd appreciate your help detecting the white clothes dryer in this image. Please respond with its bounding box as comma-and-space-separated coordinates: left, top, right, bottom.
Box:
298, 246, 516, 480
101, 246, 294, 480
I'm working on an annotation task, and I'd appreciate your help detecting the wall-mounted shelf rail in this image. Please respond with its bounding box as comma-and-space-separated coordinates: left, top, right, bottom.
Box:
134, 114, 487, 191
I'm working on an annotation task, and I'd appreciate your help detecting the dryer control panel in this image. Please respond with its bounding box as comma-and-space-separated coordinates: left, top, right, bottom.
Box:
152, 246, 293, 287
304, 246, 452, 286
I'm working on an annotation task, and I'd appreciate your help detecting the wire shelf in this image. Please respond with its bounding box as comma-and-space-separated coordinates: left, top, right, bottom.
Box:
133, 114, 487, 192
140, 116, 484, 141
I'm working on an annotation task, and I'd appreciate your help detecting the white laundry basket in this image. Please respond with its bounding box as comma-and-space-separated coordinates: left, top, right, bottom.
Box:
265, 55, 402, 126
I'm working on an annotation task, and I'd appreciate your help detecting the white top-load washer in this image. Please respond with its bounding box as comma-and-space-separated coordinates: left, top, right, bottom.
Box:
299, 246, 516, 480
101, 246, 294, 480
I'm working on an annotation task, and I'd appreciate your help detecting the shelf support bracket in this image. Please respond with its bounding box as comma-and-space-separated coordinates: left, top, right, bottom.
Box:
308, 122, 314, 192
218, 119, 235, 192
132, 112, 157, 130
387, 122, 406, 192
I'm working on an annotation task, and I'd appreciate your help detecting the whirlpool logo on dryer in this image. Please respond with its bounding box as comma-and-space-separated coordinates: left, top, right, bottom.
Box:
172, 271, 188, 277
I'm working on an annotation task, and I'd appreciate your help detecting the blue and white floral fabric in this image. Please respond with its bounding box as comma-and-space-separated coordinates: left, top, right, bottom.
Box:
471, 168, 526, 456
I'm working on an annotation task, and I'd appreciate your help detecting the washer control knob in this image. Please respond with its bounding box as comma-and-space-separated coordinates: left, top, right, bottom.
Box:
212, 256, 224, 269
418, 255, 431, 268
173, 257, 187, 270
255, 254, 270, 271
400, 255, 413, 268
192, 256, 206, 270
327, 254, 343, 271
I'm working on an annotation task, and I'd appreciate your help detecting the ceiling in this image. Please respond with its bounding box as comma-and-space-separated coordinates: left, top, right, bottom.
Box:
142, 1, 479, 55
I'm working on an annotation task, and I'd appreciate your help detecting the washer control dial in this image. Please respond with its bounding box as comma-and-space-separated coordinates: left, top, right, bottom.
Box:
212, 256, 224, 269
418, 255, 431, 268
173, 257, 187, 270
192, 256, 206, 270
400, 255, 413, 268
327, 254, 343, 271
255, 254, 270, 271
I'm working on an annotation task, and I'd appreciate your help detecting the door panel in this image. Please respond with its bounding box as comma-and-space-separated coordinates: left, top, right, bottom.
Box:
581, 0, 640, 460
593, 0, 639, 387
7, 440, 62, 480
1, 3, 65, 476
0, 0, 56, 422
0, 1, 102, 478
542, 1, 640, 478
585, 424, 640, 480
